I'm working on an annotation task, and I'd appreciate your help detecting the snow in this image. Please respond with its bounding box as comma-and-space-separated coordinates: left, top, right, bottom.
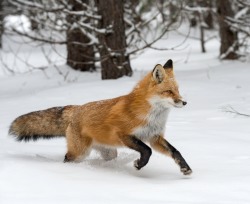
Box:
4, 15, 31, 33
1, 30, 250, 204
234, 7, 249, 20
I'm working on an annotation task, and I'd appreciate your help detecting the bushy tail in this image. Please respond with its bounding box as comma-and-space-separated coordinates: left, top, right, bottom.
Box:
9, 106, 75, 142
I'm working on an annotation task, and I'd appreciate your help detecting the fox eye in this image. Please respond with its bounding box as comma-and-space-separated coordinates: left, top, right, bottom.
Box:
163, 90, 173, 95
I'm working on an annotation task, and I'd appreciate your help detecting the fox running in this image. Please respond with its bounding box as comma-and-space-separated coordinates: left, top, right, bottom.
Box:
9, 59, 192, 175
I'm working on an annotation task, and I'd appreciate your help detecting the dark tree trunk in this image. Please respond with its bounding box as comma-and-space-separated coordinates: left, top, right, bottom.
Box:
29, 10, 39, 30
198, 12, 206, 53
66, 0, 95, 71
201, 0, 214, 29
0, 1, 3, 48
200, 24, 206, 53
204, 10, 214, 29
169, 2, 179, 23
95, 0, 133, 79
217, 0, 238, 59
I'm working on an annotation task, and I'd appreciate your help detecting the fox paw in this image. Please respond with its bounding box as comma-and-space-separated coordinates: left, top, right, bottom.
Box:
181, 167, 192, 175
134, 159, 142, 170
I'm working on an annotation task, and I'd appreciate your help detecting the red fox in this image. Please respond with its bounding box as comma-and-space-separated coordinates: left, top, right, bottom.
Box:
9, 59, 192, 175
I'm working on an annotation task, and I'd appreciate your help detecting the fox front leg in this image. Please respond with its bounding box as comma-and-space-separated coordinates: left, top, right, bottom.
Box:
150, 135, 192, 175
120, 135, 152, 170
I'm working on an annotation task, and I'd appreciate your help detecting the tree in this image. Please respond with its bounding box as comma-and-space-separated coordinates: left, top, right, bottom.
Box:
66, 0, 95, 72
95, 0, 132, 79
184, 0, 216, 53
217, 0, 239, 59
3, 0, 184, 78
225, 0, 250, 59
5, 0, 132, 78
0, 1, 3, 48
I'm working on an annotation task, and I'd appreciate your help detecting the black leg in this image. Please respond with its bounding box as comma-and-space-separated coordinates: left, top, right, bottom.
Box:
167, 142, 192, 175
150, 136, 192, 175
120, 135, 152, 170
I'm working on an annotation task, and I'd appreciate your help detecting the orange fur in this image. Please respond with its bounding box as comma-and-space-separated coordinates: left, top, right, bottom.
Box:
9, 60, 192, 175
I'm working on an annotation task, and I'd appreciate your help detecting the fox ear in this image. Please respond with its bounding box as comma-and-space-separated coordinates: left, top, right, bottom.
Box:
152, 64, 165, 83
163, 59, 173, 69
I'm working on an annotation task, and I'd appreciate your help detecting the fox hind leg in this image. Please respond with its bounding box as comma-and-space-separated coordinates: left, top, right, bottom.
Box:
150, 135, 192, 175
64, 126, 92, 162
64, 136, 92, 162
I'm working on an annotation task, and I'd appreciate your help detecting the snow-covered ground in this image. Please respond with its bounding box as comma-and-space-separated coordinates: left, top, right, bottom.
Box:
1, 31, 250, 204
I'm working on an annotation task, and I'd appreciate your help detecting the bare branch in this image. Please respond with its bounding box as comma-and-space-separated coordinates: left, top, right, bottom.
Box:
10, 28, 67, 44
222, 106, 250, 117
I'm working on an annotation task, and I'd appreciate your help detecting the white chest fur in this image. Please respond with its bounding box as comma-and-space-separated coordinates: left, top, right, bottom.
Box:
132, 97, 170, 141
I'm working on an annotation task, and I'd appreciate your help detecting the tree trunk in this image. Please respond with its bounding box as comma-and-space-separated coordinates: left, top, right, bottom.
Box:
198, 12, 206, 53
200, 0, 214, 29
66, 0, 95, 71
29, 10, 39, 30
205, 11, 214, 29
200, 25, 206, 53
95, 0, 133, 79
0, 1, 3, 48
217, 0, 238, 59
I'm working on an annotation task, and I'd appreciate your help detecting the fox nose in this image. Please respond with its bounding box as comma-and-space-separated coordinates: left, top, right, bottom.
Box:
182, 101, 187, 106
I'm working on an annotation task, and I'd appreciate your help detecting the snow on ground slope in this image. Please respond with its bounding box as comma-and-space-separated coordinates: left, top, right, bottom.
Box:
1, 37, 250, 204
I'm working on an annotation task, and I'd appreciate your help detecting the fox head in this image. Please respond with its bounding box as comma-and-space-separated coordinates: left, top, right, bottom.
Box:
148, 59, 186, 108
